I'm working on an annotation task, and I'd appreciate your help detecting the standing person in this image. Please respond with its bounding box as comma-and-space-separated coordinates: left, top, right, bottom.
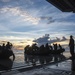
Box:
6, 42, 12, 50
69, 35, 74, 57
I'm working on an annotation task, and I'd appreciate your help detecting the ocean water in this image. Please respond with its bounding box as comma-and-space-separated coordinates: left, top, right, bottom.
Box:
12, 50, 25, 68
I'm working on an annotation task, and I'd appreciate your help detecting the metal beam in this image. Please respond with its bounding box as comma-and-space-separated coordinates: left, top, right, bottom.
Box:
46, 0, 75, 13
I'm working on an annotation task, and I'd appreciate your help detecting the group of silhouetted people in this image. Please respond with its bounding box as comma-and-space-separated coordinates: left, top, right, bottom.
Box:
25, 54, 66, 66
53, 43, 63, 50
41, 43, 64, 51
0, 35, 74, 71
0, 42, 12, 52
24, 42, 65, 55
0, 42, 15, 60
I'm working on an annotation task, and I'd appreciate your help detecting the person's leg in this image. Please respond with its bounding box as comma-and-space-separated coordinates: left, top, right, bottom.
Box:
70, 47, 74, 57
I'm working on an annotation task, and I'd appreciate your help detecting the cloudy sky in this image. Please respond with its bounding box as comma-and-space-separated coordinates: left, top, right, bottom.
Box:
0, 0, 75, 49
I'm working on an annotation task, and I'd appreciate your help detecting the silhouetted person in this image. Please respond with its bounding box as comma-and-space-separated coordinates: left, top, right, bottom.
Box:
2, 43, 5, 51
24, 45, 30, 54
59, 44, 62, 49
58, 44, 65, 54
53, 43, 57, 50
31, 43, 39, 54
69, 35, 74, 57
39, 45, 45, 54
0, 58, 14, 71
49, 44, 53, 50
0, 45, 2, 52
45, 43, 49, 48
39, 56, 45, 65
45, 43, 50, 51
6, 42, 12, 50
71, 58, 75, 71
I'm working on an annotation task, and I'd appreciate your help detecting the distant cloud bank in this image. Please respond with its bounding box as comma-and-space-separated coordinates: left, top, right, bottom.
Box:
33, 34, 67, 46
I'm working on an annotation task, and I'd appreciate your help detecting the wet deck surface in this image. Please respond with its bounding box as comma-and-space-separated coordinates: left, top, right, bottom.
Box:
0, 53, 75, 75
0, 59, 75, 75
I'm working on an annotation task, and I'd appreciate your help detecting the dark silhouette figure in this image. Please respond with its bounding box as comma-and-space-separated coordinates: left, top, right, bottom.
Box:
69, 35, 74, 57
39, 45, 45, 54
32, 43, 39, 54
53, 43, 57, 50
45, 43, 49, 50
58, 44, 65, 54
58, 44, 62, 49
5, 42, 15, 60
24, 45, 30, 54
6, 42, 12, 50
0, 45, 2, 52
45, 43, 50, 53
0, 42, 15, 60
71, 58, 75, 71
2, 43, 5, 51
24, 42, 65, 55
24, 54, 66, 66
49, 44, 53, 50
0, 59, 14, 71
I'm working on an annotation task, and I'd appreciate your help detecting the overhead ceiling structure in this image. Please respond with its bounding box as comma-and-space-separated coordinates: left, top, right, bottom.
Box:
46, 0, 75, 13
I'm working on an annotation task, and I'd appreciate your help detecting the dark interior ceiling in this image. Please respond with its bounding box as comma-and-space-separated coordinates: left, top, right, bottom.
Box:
46, 0, 75, 13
